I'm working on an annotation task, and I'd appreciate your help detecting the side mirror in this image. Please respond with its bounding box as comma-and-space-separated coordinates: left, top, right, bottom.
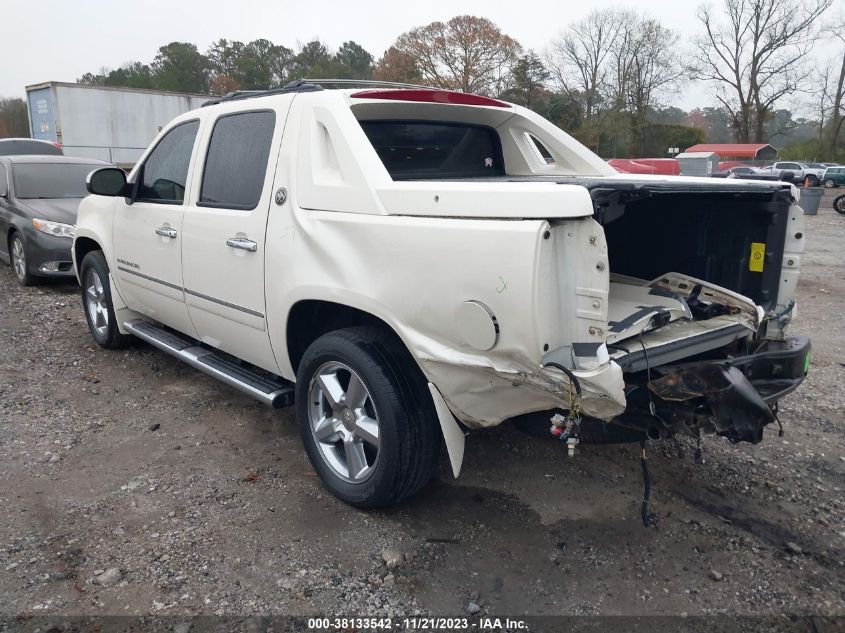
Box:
87, 167, 128, 196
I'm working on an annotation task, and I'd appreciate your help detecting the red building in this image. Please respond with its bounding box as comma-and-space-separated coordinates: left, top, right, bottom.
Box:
685, 143, 778, 163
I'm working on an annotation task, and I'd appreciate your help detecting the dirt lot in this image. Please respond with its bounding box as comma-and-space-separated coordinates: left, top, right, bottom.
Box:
0, 191, 843, 627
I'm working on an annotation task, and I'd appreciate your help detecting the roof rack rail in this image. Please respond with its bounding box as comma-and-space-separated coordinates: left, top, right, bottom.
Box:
201, 79, 324, 107
201, 78, 439, 107
300, 78, 436, 90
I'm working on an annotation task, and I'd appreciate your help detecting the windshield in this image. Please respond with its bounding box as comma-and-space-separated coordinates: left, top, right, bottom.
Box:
13, 163, 101, 199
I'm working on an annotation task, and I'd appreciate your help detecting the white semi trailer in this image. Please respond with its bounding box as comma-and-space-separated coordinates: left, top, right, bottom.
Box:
26, 82, 209, 167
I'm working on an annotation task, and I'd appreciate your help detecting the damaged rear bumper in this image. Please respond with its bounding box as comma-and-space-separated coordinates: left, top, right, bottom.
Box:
632, 336, 811, 443
421, 328, 808, 446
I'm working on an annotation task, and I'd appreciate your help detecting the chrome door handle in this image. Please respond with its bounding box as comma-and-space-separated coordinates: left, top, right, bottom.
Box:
226, 237, 257, 252
155, 226, 177, 238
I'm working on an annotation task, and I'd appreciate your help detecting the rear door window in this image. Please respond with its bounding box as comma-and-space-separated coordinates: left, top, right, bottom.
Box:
359, 121, 504, 180
199, 110, 276, 210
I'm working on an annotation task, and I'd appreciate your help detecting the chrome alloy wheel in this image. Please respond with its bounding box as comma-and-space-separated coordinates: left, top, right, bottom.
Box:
84, 268, 109, 336
308, 361, 381, 483
11, 236, 26, 281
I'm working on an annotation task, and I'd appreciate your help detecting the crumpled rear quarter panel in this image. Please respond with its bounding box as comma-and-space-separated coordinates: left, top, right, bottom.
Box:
267, 208, 618, 428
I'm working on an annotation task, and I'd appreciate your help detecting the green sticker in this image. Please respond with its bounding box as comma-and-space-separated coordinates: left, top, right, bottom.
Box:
803, 351, 811, 374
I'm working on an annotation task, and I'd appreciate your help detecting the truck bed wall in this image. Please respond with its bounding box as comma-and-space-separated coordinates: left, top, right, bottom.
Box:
602, 192, 790, 310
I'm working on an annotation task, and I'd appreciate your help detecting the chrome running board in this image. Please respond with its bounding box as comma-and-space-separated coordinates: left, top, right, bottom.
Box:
123, 319, 294, 408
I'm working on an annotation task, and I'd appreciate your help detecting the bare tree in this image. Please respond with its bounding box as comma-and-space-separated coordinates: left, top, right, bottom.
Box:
690, 0, 833, 143
391, 16, 521, 95
826, 19, 845, 155
607, 10, 641, 113
545, 9, 627, 123
546, 9, 681, 154
809, 64, 833, 142
624, 19, 685, 154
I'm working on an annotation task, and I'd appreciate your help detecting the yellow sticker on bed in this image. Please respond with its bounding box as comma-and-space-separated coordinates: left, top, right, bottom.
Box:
749, 242, 766, 272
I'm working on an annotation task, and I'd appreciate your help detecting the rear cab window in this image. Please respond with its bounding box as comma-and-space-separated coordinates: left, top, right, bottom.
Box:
358, 121, 503, 180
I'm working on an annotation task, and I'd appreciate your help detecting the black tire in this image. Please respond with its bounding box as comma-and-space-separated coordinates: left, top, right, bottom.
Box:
806, 174, 819, 187
823, 178, 837, 189
79, 250, 132, 349
835, 195, 845, 215
9, 231, 35, 286
295, 327, 440, 508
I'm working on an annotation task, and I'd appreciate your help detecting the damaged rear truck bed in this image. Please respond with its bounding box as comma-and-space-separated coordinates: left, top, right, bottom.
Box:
73, 81, 810, 508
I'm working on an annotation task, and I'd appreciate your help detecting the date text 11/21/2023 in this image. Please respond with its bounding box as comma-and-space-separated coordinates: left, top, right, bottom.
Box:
306, 617, 529, 630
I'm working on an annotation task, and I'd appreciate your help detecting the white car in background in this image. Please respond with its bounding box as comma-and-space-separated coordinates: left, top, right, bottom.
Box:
802, 162, 827, 184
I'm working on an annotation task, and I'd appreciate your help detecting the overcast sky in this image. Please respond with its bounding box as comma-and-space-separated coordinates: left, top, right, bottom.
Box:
3, 0, 837, 112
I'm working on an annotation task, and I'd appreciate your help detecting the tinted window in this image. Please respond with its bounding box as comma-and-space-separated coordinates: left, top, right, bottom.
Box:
0, 139, 63, 156
136, 120, 199, 204
528, 135, 555, 164
199, 111, 276, 210
359, 121, 504, 180
13, 163, 103, 199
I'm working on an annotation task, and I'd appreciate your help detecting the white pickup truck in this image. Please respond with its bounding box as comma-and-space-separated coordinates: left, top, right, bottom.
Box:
760, 161, 824, 186
74, 80, 810, 508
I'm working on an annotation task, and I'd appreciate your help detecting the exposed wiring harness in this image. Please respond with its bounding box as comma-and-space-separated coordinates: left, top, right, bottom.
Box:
545, 361, 658, 527
543, 362, 583, 456
763, 299, 796, 322
542, 361, 582, 398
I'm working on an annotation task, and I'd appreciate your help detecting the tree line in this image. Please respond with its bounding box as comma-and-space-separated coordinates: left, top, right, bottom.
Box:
2, 0, 843, 160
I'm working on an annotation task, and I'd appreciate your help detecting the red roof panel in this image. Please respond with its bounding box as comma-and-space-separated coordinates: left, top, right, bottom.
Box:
685, 143, 775, 159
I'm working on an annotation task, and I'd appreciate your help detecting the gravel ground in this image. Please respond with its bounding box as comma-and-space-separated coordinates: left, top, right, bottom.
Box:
0, 192, 843, 626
